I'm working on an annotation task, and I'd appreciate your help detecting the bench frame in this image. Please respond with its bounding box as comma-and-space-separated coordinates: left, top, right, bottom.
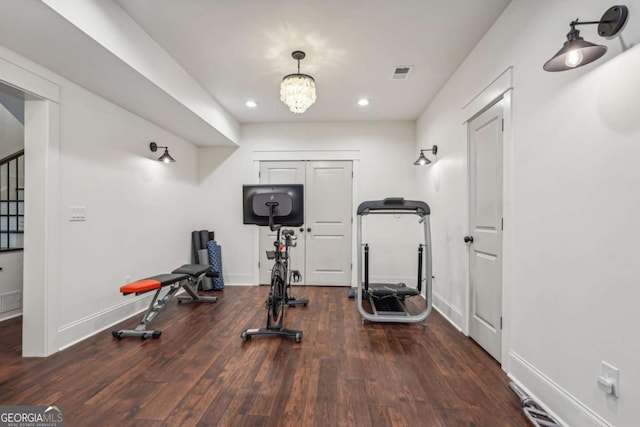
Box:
112, 265, 218, 340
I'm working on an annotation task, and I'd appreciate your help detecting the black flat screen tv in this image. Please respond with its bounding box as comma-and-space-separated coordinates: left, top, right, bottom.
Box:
242, 184, 304, 227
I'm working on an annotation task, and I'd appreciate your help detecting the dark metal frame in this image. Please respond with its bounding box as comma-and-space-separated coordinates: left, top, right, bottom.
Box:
241, 201, 307, 342
0, 150, 24, 252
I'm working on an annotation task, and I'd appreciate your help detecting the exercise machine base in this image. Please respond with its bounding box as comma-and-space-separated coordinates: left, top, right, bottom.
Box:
286, 296, 309, 307
112, 329, 161, 340
241, 327, 302, 343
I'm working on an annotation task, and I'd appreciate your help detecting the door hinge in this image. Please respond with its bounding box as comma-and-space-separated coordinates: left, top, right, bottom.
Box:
258, 261, 260, 268
501, 218, 504, 230
258, 171, 261, 178
352, 170, 354, 178
350, 263, 353, 270
500, 316, 503, 330
501, 119, 504, 132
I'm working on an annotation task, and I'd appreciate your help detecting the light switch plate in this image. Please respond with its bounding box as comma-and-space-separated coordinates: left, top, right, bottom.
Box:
69, 206, 86, 221
599, 361, 620, 397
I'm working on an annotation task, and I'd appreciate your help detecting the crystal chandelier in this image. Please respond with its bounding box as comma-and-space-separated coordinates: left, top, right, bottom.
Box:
280, 51, 316, 114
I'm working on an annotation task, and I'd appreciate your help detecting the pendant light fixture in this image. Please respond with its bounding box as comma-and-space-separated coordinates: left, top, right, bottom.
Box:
149, 142, 176, 163
414, 146, 438, 166
544, 5, 628, 72
280, 51, 317, 113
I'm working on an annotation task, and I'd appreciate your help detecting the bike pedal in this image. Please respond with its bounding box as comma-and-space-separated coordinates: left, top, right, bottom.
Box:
292, 270, 301, 282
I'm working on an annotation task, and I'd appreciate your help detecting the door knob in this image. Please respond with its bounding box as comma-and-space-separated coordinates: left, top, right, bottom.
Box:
299, 227, 304, 232
307, 227, 312, 232
463, 235, 474, 243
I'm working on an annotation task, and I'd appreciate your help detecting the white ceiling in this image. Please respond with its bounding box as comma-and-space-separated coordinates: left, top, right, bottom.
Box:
115, 0, 511, 123
0, 0, 511, 144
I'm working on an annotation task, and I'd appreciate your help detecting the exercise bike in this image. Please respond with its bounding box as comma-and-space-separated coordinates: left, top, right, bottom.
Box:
281, 231, 309, 309
241, 184, 308, 342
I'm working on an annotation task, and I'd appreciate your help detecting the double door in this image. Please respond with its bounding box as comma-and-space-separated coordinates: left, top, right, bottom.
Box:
259, 161, 352, 286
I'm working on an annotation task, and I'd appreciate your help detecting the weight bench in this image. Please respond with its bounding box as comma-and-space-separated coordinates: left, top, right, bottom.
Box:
112, 264, 219, 340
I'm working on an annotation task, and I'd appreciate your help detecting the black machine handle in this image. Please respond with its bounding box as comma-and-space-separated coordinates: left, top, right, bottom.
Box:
267, 202, 281, 232
364, 243, 369, 292
464, 235, 474, 243
417, 244, 424, 293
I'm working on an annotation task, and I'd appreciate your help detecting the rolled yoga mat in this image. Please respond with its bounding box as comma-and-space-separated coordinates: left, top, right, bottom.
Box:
191, 231, 201, 264
199, 230, 210, 251
197, 248, 214, 291
207, 241, 224, 290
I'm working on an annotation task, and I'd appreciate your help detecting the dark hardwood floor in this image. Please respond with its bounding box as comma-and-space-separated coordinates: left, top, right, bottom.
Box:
0, 286, 528, 426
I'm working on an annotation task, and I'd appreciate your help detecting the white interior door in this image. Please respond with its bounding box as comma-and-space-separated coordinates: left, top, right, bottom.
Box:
468, 100, 504, 362
305, 161, 352, 286
259, 160, 352, 286
259, 162, 305, 285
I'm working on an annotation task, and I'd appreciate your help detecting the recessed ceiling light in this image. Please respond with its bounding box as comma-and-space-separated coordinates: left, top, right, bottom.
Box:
357, 98, 370, 106
245, 100, 258, 108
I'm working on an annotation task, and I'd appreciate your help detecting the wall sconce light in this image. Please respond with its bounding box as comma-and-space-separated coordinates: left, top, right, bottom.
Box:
149, 142, 176, 163
414, 145, 438, 166
544, 5, 628, 72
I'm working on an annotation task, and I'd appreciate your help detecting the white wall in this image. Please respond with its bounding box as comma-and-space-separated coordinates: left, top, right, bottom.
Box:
56, 82, 201, 342
0, 44, 202, 351
0, 93, 23, 159
417, 1, 640, 426
0, 251, 23, 321
0, 92, 24, 321
197, 121, 418, 285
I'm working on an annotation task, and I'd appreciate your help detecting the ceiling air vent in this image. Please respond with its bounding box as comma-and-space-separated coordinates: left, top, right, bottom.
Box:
392, 66, 412, 80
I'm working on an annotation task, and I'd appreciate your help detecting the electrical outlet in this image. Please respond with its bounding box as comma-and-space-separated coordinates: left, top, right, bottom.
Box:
598, 361, 620, 397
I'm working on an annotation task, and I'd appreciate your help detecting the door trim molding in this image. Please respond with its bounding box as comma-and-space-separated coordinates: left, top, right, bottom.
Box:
253, 150, 360, 162
1, 54, 62, 356
461, 66, 512, 123
253, 154, 359, 287
463, 67, 514, 369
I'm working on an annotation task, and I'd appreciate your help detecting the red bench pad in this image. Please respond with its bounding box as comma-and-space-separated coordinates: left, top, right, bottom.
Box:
120, 279, 161, 295
119, 273, 189, 295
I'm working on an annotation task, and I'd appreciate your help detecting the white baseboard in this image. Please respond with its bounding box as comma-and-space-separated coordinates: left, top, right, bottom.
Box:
0, 290, 23, 322
433, 291, 464, 331
508, 351, 611, 427
55, 280, 253, 351
57, 294, 155, 351
0, 310, 22, 323
223, 274, 253, 286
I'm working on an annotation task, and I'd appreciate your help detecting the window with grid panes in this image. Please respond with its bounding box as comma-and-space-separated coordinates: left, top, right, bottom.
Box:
0, 150, 24, 251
